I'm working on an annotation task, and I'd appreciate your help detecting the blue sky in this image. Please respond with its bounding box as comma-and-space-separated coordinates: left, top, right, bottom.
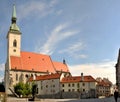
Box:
0, 0, 120, 83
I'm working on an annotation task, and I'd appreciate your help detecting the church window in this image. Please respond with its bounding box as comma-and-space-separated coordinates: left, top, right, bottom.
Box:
26, 74, 28, 78
31, 74, 33, 77
16, 74, 18, 81
13, 39, 17, 47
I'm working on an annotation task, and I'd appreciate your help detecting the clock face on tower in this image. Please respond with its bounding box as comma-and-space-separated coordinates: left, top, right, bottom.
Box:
13, 49, 16, 52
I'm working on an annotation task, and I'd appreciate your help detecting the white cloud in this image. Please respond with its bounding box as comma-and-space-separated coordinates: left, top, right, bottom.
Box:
59, 41, 85, 53
35, 23, 79, 55
17, 0, 58, 20
69, 61, 116, 84
59, 41, 87, 59
0, 63, 5, 82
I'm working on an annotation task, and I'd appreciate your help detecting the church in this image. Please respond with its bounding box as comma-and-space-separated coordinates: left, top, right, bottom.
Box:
4, 5, 70, 94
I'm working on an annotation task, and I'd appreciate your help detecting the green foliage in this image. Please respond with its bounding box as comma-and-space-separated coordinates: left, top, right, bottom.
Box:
14, 82, 32, 97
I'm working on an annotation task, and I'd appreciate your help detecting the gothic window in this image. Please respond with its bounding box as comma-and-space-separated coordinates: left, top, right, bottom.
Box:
16, 74, 18, 81
13, 39, 17, 47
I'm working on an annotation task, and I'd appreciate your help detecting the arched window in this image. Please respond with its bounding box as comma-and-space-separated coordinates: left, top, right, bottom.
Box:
16, 74, 18, 81
13, 39, 17, 47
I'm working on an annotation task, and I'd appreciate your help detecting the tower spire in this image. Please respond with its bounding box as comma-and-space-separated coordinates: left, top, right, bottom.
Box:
9, 4, 20, 33
12, 4, 17, 24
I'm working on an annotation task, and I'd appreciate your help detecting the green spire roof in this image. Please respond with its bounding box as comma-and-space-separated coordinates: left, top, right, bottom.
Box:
9, 4, 21, 34
12, 4, 16, 18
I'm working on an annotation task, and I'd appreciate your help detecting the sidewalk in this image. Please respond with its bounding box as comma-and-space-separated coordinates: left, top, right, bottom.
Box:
7, 96, 120, 102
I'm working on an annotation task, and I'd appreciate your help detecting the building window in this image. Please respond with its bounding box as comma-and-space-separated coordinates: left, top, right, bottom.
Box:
68, 89, 71, 92
72, 83, 74, 87
52, 80, 54, 82
62, 89, 64, 92
26, 74, 29, 78
77, 83, 79, 88
46, 85, 48, 88
16, 74, 18, 81
77, 89, 80, 92
41, 86, 43, 90
83, 89, 85, 92
72, 89, 74, 92
68, 84, 70, 87
82, 83, 85, 86
13, 39, 17, 47
62, 84, 64, 87
53, 85, 55, 87
36, 88, 38, 94
53, 90, 55, 93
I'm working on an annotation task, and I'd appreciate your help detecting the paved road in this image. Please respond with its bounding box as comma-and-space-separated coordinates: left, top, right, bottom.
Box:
7, 96, 120, 102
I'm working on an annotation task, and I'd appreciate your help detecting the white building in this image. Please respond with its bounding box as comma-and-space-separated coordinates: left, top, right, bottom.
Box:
61, 73, 97, 98
30, 73, 97, 98
29, 73, 66, 98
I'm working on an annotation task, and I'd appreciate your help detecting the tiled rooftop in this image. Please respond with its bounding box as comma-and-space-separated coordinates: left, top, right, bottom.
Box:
61, 75, 96, 83
29, 73, 61, 81
11, 51, 69, 73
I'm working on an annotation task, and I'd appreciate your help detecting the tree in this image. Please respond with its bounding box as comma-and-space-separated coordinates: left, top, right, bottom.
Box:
14, 82, 32, 97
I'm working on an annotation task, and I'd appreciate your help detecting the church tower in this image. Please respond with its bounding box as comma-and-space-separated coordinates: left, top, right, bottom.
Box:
115, 49, 120, 94
7, 4, 21, 58
5, 4, 21, 94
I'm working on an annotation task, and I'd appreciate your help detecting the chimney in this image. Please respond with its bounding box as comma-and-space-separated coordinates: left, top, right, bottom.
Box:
63, 59, 66, 64
81, 73, 84, 81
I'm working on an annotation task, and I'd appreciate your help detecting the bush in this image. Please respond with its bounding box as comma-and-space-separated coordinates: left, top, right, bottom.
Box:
14, 82, 32, 97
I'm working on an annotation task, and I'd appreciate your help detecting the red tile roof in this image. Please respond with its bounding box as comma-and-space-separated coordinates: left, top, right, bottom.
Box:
61, 76, 96, 83
97, 80, 111, 87
10, 51, 69, 73
53, 61, 69, 72
29, 73, 61, 81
